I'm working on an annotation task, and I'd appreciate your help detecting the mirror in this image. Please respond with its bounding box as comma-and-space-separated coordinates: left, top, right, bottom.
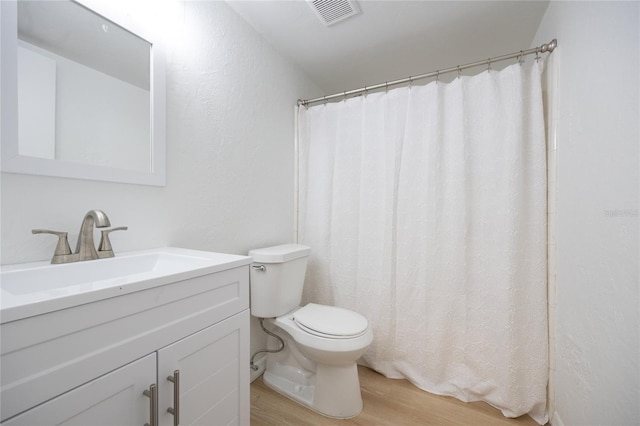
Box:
1, 0, 166, 186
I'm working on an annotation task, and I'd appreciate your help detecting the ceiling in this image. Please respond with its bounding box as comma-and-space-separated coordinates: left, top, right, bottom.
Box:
226, 0, 550, 95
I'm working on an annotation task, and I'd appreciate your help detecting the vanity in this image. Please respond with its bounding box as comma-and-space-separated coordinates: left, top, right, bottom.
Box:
2, 0, 250, 421
0, 248, 252, 425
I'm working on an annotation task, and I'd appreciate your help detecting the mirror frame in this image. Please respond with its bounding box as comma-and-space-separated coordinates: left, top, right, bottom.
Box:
0, 0, 166, 186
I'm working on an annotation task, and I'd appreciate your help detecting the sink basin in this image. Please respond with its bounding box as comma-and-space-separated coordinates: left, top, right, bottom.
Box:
0, 247, 252, 323
3, 251, 218, 295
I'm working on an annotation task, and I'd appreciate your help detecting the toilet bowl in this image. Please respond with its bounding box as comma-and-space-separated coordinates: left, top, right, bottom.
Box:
263, 304, 373, 418
275, 304, 372, 365
249, 244, 373, 418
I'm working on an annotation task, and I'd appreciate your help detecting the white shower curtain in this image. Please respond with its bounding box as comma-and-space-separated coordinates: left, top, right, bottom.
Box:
297, 62, 548, 424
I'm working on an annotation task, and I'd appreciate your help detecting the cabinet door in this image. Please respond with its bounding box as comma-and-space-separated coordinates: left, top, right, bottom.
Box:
3, 353, 156, 426
158, 310, 249, 426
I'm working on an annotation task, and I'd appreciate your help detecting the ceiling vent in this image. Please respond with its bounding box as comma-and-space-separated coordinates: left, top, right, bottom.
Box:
308, 0, 360, 27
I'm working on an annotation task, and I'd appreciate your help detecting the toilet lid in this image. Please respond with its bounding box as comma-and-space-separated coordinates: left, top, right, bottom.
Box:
293, 303, 368, 338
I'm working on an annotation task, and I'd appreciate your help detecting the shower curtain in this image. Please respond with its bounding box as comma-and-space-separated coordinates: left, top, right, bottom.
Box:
297, 62, 548, 424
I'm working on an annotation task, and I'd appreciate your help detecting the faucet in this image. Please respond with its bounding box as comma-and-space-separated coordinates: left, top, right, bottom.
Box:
32, 210, 127, 264
76, 209, 111, 261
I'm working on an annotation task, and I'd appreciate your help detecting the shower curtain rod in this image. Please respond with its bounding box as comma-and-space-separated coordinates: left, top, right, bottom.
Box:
297, 39, 557, 107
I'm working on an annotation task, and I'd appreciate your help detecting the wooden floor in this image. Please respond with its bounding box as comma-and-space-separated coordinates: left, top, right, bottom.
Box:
251, 366, 542, 426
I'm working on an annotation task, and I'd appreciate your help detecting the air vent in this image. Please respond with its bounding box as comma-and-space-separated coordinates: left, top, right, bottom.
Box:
308, 0, 360, 27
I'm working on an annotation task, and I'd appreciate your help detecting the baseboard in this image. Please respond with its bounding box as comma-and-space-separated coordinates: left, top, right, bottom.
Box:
550, 410, 564, 426
250, 354, 266, 383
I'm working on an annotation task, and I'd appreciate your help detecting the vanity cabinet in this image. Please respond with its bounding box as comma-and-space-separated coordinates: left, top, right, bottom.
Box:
0, 263, 250, 425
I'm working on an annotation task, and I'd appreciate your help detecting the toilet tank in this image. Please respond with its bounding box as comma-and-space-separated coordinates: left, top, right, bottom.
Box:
248, 244, 311, 318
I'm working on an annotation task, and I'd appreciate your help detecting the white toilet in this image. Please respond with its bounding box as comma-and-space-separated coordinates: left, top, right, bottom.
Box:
249, 244, 373, 419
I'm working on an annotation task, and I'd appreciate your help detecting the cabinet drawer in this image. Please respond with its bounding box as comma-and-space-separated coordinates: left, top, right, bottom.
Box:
0, 266, 249, 421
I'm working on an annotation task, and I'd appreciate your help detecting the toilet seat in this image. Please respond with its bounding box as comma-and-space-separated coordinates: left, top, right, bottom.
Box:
293, 303, 369, 339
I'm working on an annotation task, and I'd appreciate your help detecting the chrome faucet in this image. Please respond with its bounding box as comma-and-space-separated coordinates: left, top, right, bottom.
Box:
32, 210, 128, 264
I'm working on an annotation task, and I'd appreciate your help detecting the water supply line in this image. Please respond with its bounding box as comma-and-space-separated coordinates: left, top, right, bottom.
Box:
250, 318, 285, 371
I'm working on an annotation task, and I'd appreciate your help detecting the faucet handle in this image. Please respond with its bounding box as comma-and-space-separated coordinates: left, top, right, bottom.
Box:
98, 226, 128, 258
32, 229, 74, 264
32, 229, 72, 256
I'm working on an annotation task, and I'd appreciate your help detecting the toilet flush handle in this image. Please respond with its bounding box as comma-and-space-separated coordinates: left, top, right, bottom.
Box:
252, 264, 266, 271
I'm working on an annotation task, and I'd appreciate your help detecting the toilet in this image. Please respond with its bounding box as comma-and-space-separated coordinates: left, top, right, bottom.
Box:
249, 244, 373, 419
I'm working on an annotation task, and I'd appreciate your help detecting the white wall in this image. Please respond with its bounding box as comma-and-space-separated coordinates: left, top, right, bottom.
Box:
532, 2, 639, 425
1, 1, 320, 359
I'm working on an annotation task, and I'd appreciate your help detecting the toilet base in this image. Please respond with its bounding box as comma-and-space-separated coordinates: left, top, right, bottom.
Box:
263, 362, 363, 419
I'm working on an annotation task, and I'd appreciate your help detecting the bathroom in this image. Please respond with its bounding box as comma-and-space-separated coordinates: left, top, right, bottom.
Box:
0, 1, 638, 425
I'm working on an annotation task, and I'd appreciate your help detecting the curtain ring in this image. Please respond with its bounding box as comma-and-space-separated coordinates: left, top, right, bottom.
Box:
487, 58, 492, 71
457, 66, 461, 78
408, 76, 413, 89
535, 47, 541, 62
436, 70, 440, 84
518, 50, 525, 65
385, 82, 389, 93
343, 91, 347, 102
363, 86, 368, 97
323, 96, 328, 106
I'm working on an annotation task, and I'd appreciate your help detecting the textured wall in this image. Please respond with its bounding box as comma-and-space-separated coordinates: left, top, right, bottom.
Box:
1, 1, 320, 263
1, 1, 321, 357
533, 3, 639, 425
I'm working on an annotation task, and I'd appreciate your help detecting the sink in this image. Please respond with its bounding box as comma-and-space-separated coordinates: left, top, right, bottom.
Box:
3, 251, 218, 295
0, 247, 252, 323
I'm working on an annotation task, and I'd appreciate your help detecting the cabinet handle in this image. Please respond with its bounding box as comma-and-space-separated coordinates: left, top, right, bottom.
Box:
143, 383, 157, 426
167, 370, 180, 426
